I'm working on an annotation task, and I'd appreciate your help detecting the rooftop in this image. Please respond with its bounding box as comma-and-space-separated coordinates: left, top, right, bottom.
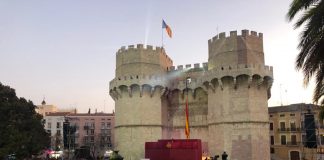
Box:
45, 112, 71, 116
268, 103, 319, 113
66, 112, 114, 117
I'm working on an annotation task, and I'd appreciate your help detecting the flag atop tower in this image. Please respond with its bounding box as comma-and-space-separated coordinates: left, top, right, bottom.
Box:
162, 19, 172, 38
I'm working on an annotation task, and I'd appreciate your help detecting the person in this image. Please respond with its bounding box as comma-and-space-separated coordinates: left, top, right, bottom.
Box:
221, 152, 228, 160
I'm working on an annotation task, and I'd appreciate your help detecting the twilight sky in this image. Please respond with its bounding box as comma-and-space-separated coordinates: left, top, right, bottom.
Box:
0, 0, 314, 113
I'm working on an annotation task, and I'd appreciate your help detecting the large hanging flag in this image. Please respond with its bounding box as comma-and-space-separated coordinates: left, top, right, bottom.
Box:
185, 93, 190, 139
162, 19, 172, 38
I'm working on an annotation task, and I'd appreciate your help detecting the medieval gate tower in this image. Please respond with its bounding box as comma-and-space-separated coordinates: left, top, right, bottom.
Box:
109, 30, 273, 160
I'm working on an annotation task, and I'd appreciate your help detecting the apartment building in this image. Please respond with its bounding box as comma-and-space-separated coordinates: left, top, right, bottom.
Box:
269, 103, 324, 160
65, 112, 115, 156
44, 112, 71, 150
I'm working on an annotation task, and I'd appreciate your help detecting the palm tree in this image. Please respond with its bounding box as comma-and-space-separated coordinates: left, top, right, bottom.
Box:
287, 0, 324, 105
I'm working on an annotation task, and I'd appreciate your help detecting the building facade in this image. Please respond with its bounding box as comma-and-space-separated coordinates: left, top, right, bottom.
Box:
44, 111, 115, 158
109, 30, 273, 160
36, 100, 58, 117
65, 113, 115, 156
269, 103, 324, 160
44, 112, 71, 150
36, 100, 77, 117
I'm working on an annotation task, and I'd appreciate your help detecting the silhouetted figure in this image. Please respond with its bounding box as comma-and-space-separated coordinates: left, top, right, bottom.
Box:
213, 155, 220, 160
222, 152, 228, 160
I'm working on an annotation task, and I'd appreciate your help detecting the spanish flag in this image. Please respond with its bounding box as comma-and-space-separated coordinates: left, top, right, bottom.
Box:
162, 19, 172, 38
185, 93, 190, 139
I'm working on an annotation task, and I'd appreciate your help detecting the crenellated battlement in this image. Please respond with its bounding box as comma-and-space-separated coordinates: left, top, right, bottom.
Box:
110, 73, 168, 88
116, 44, 173, 64
208, 30, 263, 44
110, 62, 273, 96
177, 63, 272, 72
208, 29, 265, 69
167, 63, 273, 91
115, 44, 173, 77
168, 63, 272, 76
168, 62, 208, 72
209, 64, 273, 72
117, 44, 160, 53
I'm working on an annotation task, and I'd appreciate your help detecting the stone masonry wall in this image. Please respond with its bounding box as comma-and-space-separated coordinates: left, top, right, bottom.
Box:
208, 30, 264, 69
109, 30, 273, 160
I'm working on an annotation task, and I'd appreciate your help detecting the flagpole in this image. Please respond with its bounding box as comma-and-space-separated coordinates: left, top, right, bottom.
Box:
186, 82, 189, 139
161, 19, 164, 49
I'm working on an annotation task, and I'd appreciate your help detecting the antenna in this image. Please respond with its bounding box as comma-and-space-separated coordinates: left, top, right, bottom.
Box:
285, 89, 288, 105
280, 84, 283, 106
216, 25, 219, 35
104, 100, 106, 113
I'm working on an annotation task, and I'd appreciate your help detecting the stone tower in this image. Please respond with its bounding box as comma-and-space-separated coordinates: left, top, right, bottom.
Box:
109, 30, 273, 160
109, 44, 173, 160
206, 30, 272, 159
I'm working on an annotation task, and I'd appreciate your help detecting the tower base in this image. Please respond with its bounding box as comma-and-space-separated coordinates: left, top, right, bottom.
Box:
145, 139, 202, 160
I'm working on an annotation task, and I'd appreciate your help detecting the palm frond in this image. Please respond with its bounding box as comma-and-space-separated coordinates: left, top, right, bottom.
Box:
287, 0, 320, 21
289, 0, 324, 104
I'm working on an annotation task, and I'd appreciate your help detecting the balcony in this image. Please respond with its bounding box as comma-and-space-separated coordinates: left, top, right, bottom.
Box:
100, 140, 110, 144
74, 133, 79, 138
83, 140, 90, 144
277, 127, 304, 132
100, 132, 111, 136
101, 126, 111, 129
83, 137, 94, 144
279, 142, 305, 146
286, 141, 302, 146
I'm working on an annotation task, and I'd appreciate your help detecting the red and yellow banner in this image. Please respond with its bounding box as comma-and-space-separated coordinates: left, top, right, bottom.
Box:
185, 95, 190, 139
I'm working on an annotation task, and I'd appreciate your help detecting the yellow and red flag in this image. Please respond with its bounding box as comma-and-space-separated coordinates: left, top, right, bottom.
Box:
185, 94, 190, 139
162, 19, 172, 38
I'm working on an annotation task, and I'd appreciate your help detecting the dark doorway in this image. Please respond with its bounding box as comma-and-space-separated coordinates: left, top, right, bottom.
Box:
290, 151, 300, 160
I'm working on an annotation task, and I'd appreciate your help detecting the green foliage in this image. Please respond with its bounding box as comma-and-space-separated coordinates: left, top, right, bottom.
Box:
0, 82, 50, 159
287, 0, 324, 104
110, 151, 124, 160
319, 106, 324, 122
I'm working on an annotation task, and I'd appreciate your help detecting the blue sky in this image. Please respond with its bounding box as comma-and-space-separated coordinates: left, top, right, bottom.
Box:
0, 0, 313, 113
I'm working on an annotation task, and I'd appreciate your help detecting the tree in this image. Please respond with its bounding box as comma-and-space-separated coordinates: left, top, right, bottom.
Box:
0, 82, 50, 159
53, 133, 63, 151
89, 134, 100, 159
287, 0, 324, 105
